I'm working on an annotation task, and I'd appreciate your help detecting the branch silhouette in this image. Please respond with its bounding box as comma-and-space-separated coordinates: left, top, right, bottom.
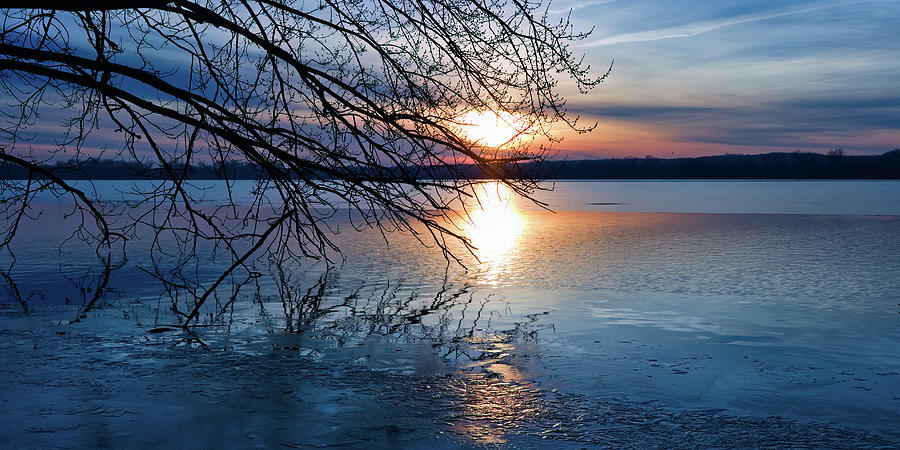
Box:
0, 1, 606, 326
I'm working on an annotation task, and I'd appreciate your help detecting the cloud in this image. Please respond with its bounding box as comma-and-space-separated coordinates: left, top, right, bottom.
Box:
573, 104, 729, 119
567, 94, 900, 152
580, 2, 848, 47
548, 0, 618, 15
580, 95, 900, 129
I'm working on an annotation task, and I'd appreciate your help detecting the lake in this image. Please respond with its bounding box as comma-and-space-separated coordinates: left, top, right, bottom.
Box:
2, 180, 899, 448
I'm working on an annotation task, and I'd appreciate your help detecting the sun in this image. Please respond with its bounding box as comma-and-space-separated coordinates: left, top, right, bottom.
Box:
455, 110, 528, 148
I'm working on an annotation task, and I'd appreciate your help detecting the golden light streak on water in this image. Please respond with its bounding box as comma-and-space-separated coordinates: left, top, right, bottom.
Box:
451, 336, 543, 444
462, 182, 524, 284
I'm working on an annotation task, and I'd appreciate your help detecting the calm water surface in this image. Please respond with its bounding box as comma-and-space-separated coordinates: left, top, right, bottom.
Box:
2, 180, 899, 447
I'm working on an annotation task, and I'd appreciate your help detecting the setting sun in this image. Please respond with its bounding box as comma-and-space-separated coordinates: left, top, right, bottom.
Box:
455, 111, 529, 148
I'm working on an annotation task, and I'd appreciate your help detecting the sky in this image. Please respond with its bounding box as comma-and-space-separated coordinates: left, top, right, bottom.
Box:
3, 1, 898, 161
548, 0, 900, 158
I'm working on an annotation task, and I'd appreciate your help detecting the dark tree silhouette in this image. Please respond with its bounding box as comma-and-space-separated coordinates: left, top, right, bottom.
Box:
0, 1, 607, 326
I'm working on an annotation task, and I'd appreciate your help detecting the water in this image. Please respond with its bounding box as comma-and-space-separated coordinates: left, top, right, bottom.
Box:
523, 180, 900, 215
2, 180, 899, 447
26, 179, 900, 215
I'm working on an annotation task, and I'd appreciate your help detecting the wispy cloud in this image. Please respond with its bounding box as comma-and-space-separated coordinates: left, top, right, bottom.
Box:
580, 2, 847, 47
564, 94, 900, 153
548, 0, 618, 15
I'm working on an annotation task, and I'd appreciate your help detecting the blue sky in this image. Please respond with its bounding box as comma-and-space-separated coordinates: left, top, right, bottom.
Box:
551, 0, 900, 157
4, 1, 897, 161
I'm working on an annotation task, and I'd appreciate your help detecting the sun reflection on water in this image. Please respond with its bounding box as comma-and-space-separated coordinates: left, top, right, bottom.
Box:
461, 183, 524, 283
451, 336, 543, 444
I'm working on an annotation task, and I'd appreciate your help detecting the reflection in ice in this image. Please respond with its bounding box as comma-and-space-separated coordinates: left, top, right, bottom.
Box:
451, 336, 542, 444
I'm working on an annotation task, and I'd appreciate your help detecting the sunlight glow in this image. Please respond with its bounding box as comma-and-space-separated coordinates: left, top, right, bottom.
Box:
463, 183, 524, 278
455, 111, 529, 148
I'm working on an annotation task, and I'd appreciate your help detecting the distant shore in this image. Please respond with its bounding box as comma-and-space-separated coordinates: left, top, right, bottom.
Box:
3, 149, 898, 180
530, 149, 900, 180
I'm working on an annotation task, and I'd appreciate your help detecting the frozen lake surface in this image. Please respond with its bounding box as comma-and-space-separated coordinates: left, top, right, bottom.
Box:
2, 180, 899, 447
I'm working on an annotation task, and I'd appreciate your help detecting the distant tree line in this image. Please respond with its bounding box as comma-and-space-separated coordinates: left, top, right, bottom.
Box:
511, 149, 900, 180
0, 158, 267, 180
2, 149, 899, 181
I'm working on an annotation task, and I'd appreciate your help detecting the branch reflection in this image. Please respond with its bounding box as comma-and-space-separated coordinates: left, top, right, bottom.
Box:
0, 250, 555, 446
272, 268, 554, 444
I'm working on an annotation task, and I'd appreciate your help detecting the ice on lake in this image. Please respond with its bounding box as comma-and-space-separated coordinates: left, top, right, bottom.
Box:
2, 180, 899, 447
